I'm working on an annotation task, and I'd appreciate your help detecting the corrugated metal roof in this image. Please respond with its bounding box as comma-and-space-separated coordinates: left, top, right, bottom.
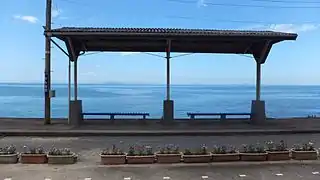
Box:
50, 27, 297, 37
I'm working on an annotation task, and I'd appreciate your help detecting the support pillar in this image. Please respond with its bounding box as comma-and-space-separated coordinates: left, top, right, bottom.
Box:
74, 59, 78, 101
68, 59, 71, 124
251, 62, 266, 124
68, 61, 83, 125
69, 59, 83, 126
163, 39, 174, 124
67, 39, 83, 125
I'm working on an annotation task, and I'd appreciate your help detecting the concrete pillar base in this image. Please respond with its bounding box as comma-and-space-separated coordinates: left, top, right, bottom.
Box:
162, 100, 174, 124
250, 100, 266, 124
69, 100, 83, 126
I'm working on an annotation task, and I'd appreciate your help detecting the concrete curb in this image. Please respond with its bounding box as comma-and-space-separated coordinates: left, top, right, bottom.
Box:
1, 129, 320, 137
102, 160, 320, 168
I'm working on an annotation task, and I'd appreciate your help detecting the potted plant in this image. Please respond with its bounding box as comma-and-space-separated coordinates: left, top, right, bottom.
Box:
100, 144, 126, 165
240, 143, 267, 161
183, 145, 212, 163
0, 145, 18, 164
47, 147, 77, 164
211, 145, 240, 162
20, 145, 47, 164
291, 141, 318, 160
266, 140, 290, 161
155, 144, 181, 163
126, 145, 155, 164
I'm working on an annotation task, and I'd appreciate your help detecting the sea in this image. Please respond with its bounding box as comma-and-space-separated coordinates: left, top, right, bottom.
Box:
0, 83, 320, 119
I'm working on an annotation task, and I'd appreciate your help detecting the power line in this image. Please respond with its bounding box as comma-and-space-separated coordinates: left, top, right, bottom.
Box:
168, 0, 320, 8
56, 0, 93, 6
167, 15, 318, 24
248, 0, 320, 4
53, 0, 319, 26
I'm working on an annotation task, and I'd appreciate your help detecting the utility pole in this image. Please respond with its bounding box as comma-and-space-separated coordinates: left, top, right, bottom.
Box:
44, 0, 52, 124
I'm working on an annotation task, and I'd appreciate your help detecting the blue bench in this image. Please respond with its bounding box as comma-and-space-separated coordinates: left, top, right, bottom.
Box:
82, 112, 150, 120
187, 112, 251, 120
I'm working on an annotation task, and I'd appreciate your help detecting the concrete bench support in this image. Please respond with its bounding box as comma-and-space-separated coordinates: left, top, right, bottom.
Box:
69, 100, 83, 126
250, 100, 266, 124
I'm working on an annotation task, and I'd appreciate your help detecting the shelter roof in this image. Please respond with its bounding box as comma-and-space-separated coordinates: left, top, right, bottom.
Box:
48, 27, 297, 63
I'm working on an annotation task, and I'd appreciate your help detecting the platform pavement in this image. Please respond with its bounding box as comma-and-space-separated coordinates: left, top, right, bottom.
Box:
1, 161, 320, 180
0, 117, 320, 136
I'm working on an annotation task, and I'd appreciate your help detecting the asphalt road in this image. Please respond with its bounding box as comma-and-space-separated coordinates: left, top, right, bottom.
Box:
0, 134, 320, 180
0, 163, 320, 180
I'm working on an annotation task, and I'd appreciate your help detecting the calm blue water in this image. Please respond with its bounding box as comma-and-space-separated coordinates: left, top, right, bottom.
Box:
0, 84, 320, 118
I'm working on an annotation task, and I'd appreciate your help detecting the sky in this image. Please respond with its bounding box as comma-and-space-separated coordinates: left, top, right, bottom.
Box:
0, 0, 319, 85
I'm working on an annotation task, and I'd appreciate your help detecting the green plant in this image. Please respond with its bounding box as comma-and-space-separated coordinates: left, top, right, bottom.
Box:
127, 145, 153, 156
183, 145, 209, 155
212, 145, 237, 154
293, 141, 316, 151
22, 145, 45, 154
0, 145, 16, 155
158, 144, 180, 154
101, 144, 124, 155
266, 140, 287, 152
128, 145, 135, 156
241, 143, 266, 153
184, 148, 192, 155
48, 147, 73, 156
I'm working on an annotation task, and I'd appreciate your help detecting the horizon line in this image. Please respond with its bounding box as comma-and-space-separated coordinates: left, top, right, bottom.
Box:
0, 82, 319, 86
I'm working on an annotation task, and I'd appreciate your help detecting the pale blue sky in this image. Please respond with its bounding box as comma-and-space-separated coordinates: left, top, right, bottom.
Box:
0, 0, 319, 85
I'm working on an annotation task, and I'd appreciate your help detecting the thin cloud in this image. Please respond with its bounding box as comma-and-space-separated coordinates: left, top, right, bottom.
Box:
269, 24, 319, 33
197, 0, 207, 7
13, 15, 38, 23
52, 8, 62, 18
244, 23, 320, 33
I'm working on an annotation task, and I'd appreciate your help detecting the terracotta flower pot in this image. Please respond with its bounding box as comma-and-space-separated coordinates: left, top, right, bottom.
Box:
0, 154, 18, 164
183, 154, 212, 163
47, 153, 77, 164
291, 150, 318, 160
155, 153, 182, 163
100, 154, 126, 165
212, 153, 240, 162
126, 155, 155, 164
20, 154, 47, 164
267, 151, 290, 161
240, 153, 267, 161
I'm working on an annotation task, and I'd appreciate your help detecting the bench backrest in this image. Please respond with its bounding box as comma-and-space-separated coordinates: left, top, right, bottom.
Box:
187, 113, 251, 116
83, 112, 150, 116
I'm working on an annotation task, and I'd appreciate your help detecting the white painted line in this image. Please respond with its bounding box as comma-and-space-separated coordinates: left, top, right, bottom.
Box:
124, 177, 131, 180
4, 178, 12, 180
85, 178, 92, 180
312, 172, 319, 175
163, 177, 171, 180
202, 175, 209, 179
239, 174, 246, 177
275, 173, 283, 176
45, 178, 51, 180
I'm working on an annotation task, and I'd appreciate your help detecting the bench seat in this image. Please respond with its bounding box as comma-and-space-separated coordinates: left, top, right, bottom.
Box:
187, 112, 251, 119
82, 112, 150, 120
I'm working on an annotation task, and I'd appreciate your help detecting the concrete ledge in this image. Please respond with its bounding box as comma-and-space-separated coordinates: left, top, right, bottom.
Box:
2, 129, 320, 137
